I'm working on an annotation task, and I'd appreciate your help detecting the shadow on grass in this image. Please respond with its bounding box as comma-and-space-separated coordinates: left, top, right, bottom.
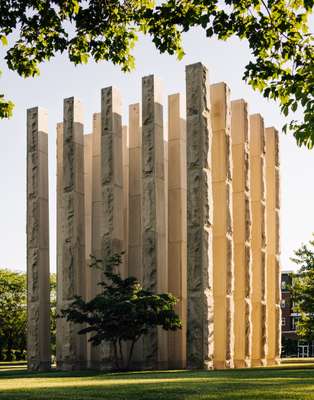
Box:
0, 366, 314, 400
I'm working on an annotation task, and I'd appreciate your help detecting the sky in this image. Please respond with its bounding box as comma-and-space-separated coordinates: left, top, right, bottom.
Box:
0, 28, 313, 273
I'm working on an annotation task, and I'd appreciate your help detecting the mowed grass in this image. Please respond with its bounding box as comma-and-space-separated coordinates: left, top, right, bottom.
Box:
1, 363, 314, 400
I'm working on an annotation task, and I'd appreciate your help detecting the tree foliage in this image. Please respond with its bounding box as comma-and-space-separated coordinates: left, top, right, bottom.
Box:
61, 253, 181, 370
0, 1, 313, 146
291, 236, 314, 341
0, 269, 26, 361
0, 268, 57, 361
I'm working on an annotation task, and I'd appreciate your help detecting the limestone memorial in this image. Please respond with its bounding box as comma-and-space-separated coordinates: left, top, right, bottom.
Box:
26, 62, 281, 371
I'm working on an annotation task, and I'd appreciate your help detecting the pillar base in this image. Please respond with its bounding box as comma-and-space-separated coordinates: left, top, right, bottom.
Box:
168, 359, 186, 370
234, 359, 251, 369
251, 358, 267, 367
267, 358, 281, 366
213, 360, 234, 370
27, 361, 51, 372
57, 361, 87, 371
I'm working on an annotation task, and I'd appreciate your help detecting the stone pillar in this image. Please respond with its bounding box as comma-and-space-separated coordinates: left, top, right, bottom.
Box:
231, 100, 252, 368
57, 97, 86, 370
100, 87, 124, 262
128, 103, 143, 367
122, 126, 129, 277
90, 112, 102, 367
167, 93, 187, 368
211, 83, 234, 369
142, 75, 168, 369
128, 104, 142, 280
265, 127, 281, 365
84, 133, 93, 300
89, 90, 124, 369
186, 62, 214, 370
250, 114, 267, 366
56, 122, 63, 366
27, 107, 51, 371
84, 133, 93, 365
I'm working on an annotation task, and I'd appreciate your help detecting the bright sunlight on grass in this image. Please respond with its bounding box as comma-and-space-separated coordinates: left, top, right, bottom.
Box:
0, 363, 314, 399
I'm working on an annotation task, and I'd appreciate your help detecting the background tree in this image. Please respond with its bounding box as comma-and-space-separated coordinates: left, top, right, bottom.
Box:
0, 1, 313, 146
0, 269, 26, 361
0, 268, 57, 362
61, 253, 181, 370
291, 236, 314, 341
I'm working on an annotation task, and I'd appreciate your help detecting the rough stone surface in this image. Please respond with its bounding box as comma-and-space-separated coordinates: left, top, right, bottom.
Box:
128, 103, 144, 366
167, 93, 187, 369
84, 133, 93, 302
57, 97, 87, 370
186, 63, 214, 370
142, 75, 168, 369
231, 100, 252, 368
91, 88, 124, 369
27, 107, 51, 371
84, 133, 93, 364
250, 114, 267, 366
211, 83, 234, 369
56, 122, 63, 367
122, 126, 129, 278
265, 127, 281, 365
90, 112, 103, 367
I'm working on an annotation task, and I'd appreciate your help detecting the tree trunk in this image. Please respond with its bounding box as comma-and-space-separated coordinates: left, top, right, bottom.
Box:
113, 341, 120, 370
126, 339, 136, 370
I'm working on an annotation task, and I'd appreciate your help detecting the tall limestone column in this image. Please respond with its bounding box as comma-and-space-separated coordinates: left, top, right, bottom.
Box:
250, 114, 267, 366
84, 132, 93, 365
91, 112, 101, 296
122, 126, 129, 277
231, 100, 252, 368
90, 112, 102, 367
142, 75, 168, 369
265, 127, 281, 365
27, 107, 51, 371
100, 87, 124, 263
186, 62, 214, 370
92, 87, 124, 369
57, 97, 86, 370
168, 93, 187, 368
211, 83, 234, 369
84, 133, 93, 301
128, 103, 143, 367
56, 122, 63, 366
128, 103, 142, 280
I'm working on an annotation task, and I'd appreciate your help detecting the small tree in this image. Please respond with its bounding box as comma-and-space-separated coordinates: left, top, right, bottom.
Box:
61, 253, 181, 370
290, 236, 314, 341
0, 269, 26, 361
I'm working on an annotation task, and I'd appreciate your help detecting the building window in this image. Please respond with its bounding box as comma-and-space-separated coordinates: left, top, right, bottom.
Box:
281, 281, 287, 290
292, 317, 299, 331
282, 317, 286, 326
281, 299, 286, 308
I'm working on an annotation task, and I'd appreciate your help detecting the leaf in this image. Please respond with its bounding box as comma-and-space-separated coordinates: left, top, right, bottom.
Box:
1, 36, 8, 46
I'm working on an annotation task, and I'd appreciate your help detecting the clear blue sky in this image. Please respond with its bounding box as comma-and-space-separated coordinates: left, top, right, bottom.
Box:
0, 28, 313, 273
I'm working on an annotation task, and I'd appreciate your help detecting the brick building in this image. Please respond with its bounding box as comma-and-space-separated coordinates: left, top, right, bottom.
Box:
281, 271, 314, 357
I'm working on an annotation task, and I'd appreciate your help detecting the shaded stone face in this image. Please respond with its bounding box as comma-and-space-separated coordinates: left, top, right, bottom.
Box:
186, 63, 214, 370
167, 93, 187, 369
57, 97, 87, 370
141, 75, 168, 369
26, 107, 51, 371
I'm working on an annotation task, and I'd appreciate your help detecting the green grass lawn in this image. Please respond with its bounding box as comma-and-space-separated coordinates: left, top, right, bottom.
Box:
1, 363, 314, 400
